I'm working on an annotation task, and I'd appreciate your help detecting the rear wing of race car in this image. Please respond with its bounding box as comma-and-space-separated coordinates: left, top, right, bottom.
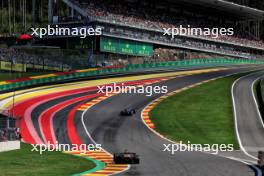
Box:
114, 153, 140, 164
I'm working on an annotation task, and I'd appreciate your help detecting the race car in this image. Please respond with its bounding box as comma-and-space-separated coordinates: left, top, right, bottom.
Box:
120, 108, 136, 116
113, 152, 140, 164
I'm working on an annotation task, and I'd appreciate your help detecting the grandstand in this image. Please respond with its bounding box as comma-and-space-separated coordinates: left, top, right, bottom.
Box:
0, 0, 263, 70
45, 0, 264, 63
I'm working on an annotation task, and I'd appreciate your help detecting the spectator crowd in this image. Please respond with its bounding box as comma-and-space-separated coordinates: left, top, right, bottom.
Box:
104, 26, 259, 59
72, 0, 264, 49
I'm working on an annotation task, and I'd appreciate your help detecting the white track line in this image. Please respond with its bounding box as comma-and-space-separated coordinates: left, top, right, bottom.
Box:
228, 157, 262, 176
231, 72, 264, 161
140, 69, 263, 176
81, 95, 131, 176
79, 67, 263, 175
251, 78, 264, 128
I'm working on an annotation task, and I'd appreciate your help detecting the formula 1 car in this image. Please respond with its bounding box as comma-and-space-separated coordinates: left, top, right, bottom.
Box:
120, 108, 136, 116
113, 152, 140, 164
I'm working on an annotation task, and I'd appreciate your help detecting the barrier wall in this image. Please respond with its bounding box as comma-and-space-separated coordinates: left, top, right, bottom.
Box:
0, 58, 263, 91
0, 141, 20, 152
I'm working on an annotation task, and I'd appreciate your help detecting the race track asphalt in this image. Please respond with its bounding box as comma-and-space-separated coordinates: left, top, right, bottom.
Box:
78, 67, 262, 176
232, 71, 264, 160
3, 65, 262, 176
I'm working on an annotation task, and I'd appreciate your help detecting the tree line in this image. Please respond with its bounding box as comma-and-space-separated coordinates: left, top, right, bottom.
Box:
0, 0, 67, 35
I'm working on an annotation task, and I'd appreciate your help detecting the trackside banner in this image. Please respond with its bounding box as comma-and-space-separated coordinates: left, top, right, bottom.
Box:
100, 37, 153, 57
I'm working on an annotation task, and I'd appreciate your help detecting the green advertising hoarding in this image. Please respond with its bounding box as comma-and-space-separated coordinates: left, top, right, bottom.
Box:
100, 37, 153, 56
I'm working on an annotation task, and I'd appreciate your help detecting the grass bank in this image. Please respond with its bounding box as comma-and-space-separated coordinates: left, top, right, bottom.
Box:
0, 143, 95, 176
150, 74, 248, 150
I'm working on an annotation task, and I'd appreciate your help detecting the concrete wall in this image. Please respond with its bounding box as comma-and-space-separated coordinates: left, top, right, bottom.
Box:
0, 141, 20, 152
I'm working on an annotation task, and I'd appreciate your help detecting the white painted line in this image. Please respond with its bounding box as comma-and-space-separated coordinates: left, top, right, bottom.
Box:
251, 78, 264, 128
231, 72, 263, 161
140, 69, 263, 176
224, 156, 262, 176
80, 94, 131, 176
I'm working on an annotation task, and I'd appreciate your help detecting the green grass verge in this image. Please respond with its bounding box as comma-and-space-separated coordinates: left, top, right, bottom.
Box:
150, 74, 248, 150
0, 143, 95, 176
